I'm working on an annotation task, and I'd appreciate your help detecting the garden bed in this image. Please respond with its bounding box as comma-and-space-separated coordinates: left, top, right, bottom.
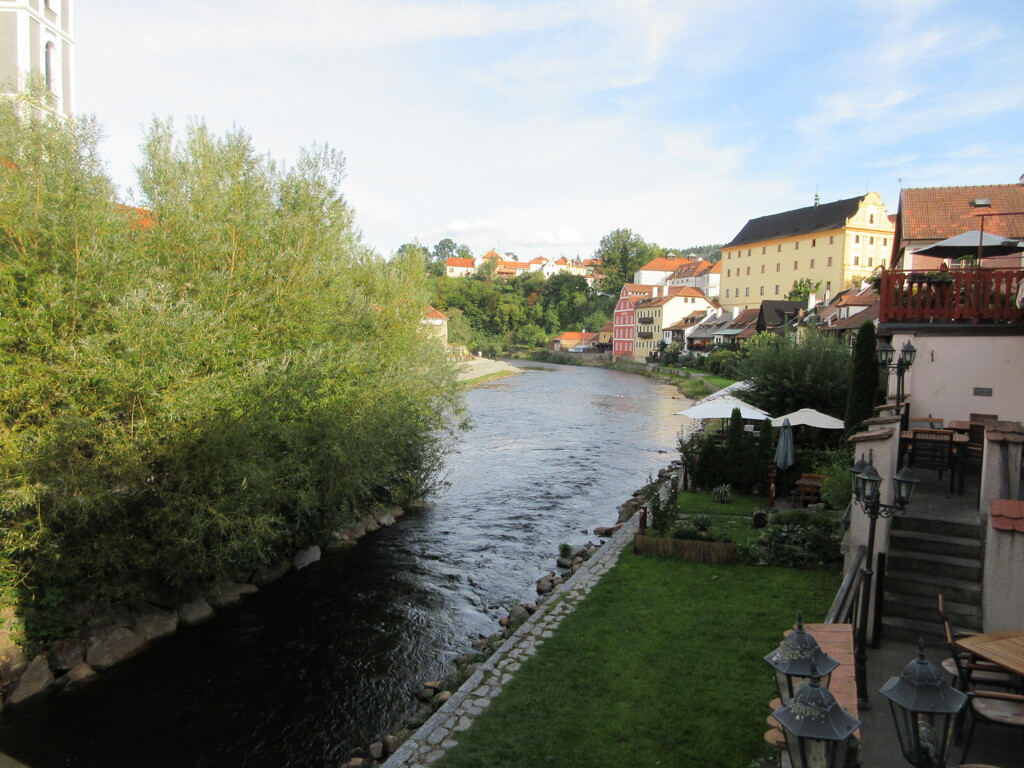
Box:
633, 532, 735, 563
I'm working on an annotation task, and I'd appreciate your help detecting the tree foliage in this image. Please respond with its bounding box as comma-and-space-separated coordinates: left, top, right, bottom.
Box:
0, 100, 462, 627
738, 329, 851, 418
786, 277, 822, 302
592, 228, 661, 295
844, 321, 881, 432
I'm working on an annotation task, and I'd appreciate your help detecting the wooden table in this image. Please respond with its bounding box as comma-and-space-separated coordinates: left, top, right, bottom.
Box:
955, 630, 1024, 677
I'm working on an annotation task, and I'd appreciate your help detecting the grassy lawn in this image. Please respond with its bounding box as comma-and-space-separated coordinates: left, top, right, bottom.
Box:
437, 552, 840, 768
678, 368, 736, 390
674, 490, 769, 545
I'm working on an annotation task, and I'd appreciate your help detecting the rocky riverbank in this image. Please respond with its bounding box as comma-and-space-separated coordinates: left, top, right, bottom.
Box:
0, 502, 414, 715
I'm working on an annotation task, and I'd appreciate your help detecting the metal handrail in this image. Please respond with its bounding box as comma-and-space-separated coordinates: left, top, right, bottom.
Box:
825, 545, 866, 624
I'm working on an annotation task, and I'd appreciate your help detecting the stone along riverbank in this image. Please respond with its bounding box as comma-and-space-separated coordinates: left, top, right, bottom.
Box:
0, 362, 686, 768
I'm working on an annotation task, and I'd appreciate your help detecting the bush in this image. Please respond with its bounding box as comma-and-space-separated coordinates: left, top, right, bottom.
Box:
712, 484, 733, 503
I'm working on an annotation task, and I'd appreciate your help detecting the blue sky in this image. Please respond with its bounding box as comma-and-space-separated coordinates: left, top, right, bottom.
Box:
77, 0, 1024, 260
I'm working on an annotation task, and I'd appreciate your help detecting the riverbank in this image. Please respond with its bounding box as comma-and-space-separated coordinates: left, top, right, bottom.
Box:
456, 358, 523, 385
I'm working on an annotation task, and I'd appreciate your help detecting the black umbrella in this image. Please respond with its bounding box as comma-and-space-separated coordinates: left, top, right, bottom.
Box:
915, 229, 1022, 260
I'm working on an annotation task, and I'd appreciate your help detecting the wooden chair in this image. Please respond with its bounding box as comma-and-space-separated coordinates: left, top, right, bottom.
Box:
963, 422, 987, 471
792, 473, 825, 508
938, 595, 1017, 692
907, 428, 957, 494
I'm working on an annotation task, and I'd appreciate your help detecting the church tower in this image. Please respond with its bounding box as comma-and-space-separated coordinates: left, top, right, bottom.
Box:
0, 0, 75, 117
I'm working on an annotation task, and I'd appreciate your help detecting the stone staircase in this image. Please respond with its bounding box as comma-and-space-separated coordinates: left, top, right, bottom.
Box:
881, 508, 983, 644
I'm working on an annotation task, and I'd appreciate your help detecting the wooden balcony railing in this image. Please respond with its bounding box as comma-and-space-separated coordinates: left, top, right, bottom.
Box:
879, 267, 1024, 324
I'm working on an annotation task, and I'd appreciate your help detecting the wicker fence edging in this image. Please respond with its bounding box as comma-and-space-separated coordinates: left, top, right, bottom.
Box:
633, 532, 735, 563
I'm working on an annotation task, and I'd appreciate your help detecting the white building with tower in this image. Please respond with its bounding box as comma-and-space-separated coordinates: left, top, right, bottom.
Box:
0, 0, 75, 118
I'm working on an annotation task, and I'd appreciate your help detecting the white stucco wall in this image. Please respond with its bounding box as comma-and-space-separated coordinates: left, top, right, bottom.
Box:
983, 522, 1024, 632
889, 333, 1024, 425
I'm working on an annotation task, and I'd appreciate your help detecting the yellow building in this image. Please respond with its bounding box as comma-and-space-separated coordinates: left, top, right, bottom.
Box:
720, 192, 894, 310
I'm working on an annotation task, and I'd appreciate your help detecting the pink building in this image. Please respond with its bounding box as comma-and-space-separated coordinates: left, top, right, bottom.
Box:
612, 283, 654, 358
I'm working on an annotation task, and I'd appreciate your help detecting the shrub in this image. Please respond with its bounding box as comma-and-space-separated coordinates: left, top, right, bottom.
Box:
712, 484, 733, 504
559, 542, 572, 560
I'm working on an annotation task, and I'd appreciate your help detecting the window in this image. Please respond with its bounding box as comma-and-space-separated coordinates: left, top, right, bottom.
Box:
795, 241, 800, 250
793, 261, 798, 270
829, 236, 834, 245
883, 237, 888, 246
855, 235, 860, 244
868, 257, 873, 267
869, 214, 875, 224
774, 285, 780, 295
811, 239, 816, 247
810, 259, 815, 268
747, 249, 751, 257
727, 269, 731, 277
745, 287, 750, 296
777, 244, 782, 252
725, 289, 730, 298
44, 42, 55, 92
759, 286, 765, 295
746, 267, 750, 275
762, 247, 766, 254
826, 281, 832, 291
827, 256, 833, 266
761, 264, 765, 273
776, 263, 781, 272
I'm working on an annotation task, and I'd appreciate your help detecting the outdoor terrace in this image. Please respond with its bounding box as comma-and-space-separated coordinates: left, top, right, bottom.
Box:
879, 267, 1024, 325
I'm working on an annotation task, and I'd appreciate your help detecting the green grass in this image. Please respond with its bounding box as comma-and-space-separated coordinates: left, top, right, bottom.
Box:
436, 553, 840, 768
678, 368, 736, 390
673, 490, 769, 544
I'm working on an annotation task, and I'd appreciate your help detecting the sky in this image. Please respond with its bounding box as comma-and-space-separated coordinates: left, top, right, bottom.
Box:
75, 0, 1024, 262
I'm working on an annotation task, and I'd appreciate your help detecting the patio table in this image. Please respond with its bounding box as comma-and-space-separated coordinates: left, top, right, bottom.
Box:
955, 630, 1024, 678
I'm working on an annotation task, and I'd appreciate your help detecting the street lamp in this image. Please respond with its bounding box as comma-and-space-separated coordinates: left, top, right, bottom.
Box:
773, 663, 861, 768
849, 454, 919, 708
765, 611, 841, 705
880, 639, 967, 768
878, 339, 916, 430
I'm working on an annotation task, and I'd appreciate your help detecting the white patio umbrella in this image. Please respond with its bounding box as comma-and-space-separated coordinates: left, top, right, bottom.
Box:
675, 395, 769, 421
771, 408, 845, 430
914, 230, 1022, 260
697, 379, 753, 403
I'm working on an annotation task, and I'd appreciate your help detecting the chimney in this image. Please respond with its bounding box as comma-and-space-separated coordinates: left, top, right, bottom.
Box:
732, 306, 740, 320
807, 293, 817, 310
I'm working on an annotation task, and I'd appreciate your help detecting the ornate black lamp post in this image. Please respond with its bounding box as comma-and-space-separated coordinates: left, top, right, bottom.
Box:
877, 339, 916, 430
849, 454, 919, 708
880, 640, 967, 768
765, 612, 841, 705
773, 662, 861, 768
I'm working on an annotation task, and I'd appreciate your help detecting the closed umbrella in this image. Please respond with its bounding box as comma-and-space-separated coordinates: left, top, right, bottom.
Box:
774, 418, 795, 470
914, 230, 1022, 260
771, 408, 845, 430
675, 394, 769, 421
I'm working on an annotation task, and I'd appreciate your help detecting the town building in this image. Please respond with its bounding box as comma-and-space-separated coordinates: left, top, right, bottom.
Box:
421, 305, 448, 344
612, 283, 654, 359
633, 255, 694, 286
445, 257, 476, 277
667, 259, 720, 299
632, 286, 716, 362
0, 0, 74, 118
720, 193, 894, 310
889, 182, 1024, 271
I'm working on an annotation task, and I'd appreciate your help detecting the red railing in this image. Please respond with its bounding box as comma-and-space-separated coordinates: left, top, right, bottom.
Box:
879, 267, 1024, 324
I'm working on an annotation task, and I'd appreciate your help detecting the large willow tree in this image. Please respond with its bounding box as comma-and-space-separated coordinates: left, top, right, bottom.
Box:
1, 95, 461, 623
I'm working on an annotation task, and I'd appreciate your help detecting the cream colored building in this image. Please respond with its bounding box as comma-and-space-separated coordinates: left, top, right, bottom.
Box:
0, 0, 74, 118
632, 286, 715, 362
720, 192, 894, 310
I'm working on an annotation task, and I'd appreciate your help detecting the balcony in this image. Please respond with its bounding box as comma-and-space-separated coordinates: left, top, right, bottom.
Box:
637, 331, 653, 339
879, 267, 1024, 325
637, 316, 654, 325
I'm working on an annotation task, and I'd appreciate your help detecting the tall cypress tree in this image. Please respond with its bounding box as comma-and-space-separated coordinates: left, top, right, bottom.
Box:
845, 321, 882, 432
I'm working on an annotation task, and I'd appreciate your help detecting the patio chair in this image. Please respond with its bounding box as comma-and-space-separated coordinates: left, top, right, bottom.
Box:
938, 595, 1017, 692
907, 428, 958, 494
959, 690, 1024, 763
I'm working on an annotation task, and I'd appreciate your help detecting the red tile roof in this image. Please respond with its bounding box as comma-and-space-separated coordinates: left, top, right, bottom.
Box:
899, 184, 1024, 242
424, 305, 448, 320
638, 256, 693, 273
446, 257, 476, 269
990, 499, 1024, 533
481, 249, 502, 260
115, 204, 155, 231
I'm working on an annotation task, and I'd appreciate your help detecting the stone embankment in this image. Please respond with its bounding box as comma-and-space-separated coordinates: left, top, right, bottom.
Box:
0, 503, 411, 715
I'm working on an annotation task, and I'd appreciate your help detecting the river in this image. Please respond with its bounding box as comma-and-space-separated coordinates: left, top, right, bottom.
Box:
0, 362, 687, 767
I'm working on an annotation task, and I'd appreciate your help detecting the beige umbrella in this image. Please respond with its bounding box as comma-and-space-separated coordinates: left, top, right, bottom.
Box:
771, 408, 844, 430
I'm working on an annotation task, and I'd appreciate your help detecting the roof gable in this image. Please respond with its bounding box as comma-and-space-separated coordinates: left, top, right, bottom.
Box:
899, 184, 1024, 242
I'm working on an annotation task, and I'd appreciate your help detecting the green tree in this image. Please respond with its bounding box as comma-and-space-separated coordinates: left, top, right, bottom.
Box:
0, 102, 462, 630
786, 277, 822, 302
433, 237, 457, 262
593, 228, 660, 295
844, 320, 881, 432
739, 328, 851, 418
396, 241, 434, 274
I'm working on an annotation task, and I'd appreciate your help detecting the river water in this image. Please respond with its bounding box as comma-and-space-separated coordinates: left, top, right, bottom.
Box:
0, 362, 686, 767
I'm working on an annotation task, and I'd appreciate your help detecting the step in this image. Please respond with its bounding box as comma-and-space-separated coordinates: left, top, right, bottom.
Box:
881, 616, 948, 645
890, 511, 980, 540
882, 592, 982, 630
888, 529, 982, 560
883, 569, 982, 606
885, 551, 982, 582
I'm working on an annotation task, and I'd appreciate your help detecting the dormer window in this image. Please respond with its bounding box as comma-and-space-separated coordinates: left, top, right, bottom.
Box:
972, 198, 992, 207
